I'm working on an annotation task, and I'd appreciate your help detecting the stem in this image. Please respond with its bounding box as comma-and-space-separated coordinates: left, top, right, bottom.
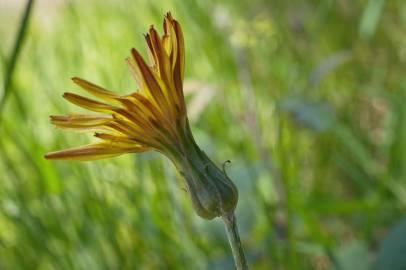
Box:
221, 212, 249, 270
0, 0, 35, 114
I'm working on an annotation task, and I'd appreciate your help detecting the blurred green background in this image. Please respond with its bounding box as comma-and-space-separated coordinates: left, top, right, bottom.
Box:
1, 0, 406, 269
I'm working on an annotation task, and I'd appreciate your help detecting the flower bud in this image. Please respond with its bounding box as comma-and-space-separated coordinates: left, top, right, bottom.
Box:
173, 126, 238, 220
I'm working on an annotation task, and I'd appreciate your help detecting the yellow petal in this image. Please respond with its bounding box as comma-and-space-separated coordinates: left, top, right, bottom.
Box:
62, 93, 141, 127
105, 120, 157, 145
149, 27, 172, 86
173, 19, 185, 85
71, 77, 119, 102
125, 57, 143, 89
130, 48, 171, 113
149, 27, 179, 116
50, 115, 113, 133
167, 16, 186, 116
94, 132, 140, 145
45, 142, 146, 161
162, 34, 172, 57
63, 92, 116, 113
164, 14, 178, 70
144, 33, 158, 67
50, 114, 112, 126
126, 93, 176, 135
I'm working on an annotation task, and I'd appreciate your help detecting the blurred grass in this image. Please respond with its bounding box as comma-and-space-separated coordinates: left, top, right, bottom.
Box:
0, 0, 406, 269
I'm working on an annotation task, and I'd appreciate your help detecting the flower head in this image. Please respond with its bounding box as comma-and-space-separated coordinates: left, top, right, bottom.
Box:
46, 13, 186, 161
46, 13, 238, 219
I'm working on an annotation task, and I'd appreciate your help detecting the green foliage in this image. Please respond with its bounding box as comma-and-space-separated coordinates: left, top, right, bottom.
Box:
1, 0, 406, 269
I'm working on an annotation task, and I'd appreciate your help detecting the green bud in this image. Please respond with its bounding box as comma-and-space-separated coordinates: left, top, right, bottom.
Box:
173, 124, 239, 220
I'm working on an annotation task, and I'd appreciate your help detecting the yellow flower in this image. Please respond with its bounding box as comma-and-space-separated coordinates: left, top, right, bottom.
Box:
46, 13, 185, 161
45, 13, 238, 219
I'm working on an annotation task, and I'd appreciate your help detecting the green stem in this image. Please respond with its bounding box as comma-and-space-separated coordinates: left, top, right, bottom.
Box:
0, 0, 35, 113
221, 212, 249, 270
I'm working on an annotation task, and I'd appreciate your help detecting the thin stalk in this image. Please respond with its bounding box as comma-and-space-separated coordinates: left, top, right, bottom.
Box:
0, 0, 35, 114
221, 212, 249, 270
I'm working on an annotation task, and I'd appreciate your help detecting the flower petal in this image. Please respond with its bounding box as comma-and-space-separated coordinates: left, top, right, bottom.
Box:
45, 142, 146, 161
172, 19, 185, 92
124, 93, 179, 139
162, 34, 172, 57
63, 92, 117, 113
106, 120, 158, 147
131, 48, 171, 114
125, 57, 143, 89
62, 93, 143, 128
50, 114, 114, 133
94, 132, 140, 145
149, 27, 172, 86
50, 114, 112, 126
165, 13, 186, 116
71, 77, 119, 102
144, 33, 157, 67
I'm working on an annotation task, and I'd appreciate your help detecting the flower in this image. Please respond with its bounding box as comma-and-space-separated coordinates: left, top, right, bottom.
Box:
45, 13, 238, 219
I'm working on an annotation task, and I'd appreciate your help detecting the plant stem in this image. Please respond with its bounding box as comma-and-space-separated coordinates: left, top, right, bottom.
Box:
221, 212, 249, 270
0, 0, 35, 114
